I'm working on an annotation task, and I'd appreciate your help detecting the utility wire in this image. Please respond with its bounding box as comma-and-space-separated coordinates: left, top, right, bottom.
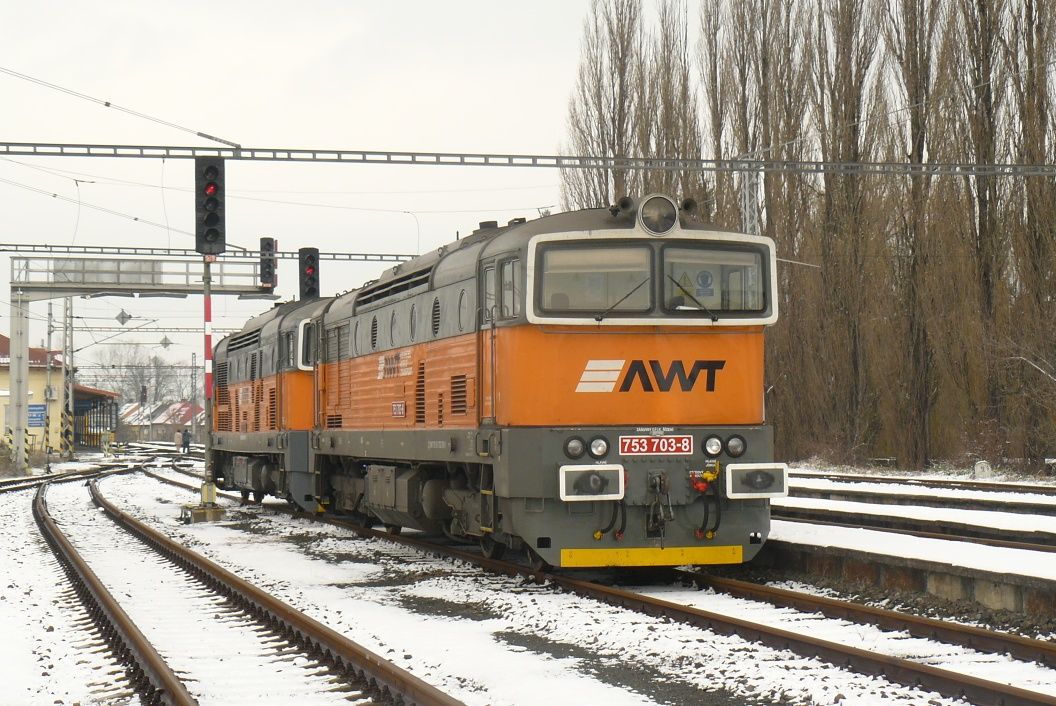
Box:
0, 65, 241, 149
0, 174, 247, 250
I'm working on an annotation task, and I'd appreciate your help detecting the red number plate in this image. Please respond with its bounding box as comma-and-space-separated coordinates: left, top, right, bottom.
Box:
618, 435, 693, 456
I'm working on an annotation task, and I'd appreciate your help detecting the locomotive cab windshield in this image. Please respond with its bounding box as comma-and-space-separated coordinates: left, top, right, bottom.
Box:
531, 237, 775, 325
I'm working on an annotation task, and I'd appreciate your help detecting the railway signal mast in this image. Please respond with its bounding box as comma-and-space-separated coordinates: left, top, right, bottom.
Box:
190, 157, 226, 522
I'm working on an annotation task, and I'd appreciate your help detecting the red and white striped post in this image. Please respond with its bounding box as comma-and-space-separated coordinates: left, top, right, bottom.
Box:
201, 255, 217, 498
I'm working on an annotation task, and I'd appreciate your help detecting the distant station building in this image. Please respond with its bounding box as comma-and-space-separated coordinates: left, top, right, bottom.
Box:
0, 333, 119, 453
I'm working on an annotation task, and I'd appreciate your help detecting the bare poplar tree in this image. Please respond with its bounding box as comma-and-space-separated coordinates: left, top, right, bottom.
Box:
640, 0, 707, 208
812, 0, 885, 454
953, 0, 1011, 427
884, 0, 944, 467
1002, 0, 1056, 465
562, 0, 645, 209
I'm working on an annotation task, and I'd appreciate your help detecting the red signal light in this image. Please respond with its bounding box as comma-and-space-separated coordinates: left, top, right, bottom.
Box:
204, 182, 218, 196
305, 266, 315, 276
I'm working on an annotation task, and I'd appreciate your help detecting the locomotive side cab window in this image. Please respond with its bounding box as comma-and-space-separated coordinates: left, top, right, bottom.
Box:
539, 245, 652, 314
662, 245, 765, 314
284, 332, 295, 369
297, 320, 314, 371
500, 259, 520, 319
482, 265, 496, 323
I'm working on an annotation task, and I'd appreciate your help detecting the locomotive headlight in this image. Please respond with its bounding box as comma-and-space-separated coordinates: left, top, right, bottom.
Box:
640, 195, 678, 235
573, 471, 609, 495
589, 437, 609, 458
704, 435, 723, 457
726, 435, 747, 457
744, 470, 774, 490
725, 463, 788, 499
565, 437, 586, 459
559, 464, 625, 502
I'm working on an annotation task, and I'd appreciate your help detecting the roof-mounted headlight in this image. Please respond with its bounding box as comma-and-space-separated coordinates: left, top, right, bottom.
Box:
639, 195, 677, 235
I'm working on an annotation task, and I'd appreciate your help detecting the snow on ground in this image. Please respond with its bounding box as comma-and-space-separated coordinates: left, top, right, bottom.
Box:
103, 471, 976, 706
773, 495, 1056, 536
45, 481, 359, 706
0, 487, 144, 705
770, 519, 1056, 581
789, 474, 1056, 507
627, 584, 1056, 694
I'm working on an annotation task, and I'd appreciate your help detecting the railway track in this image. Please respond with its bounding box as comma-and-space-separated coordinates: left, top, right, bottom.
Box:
771, 509, 1056, 552
790, 470, 1056, 496
36, 473, 464, 706
788, 477, 1056, 516
0, 460, 134, 493
142, 467, 1056, 706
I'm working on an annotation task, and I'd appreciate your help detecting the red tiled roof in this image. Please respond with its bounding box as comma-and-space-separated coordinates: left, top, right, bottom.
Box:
0, 333, 61, 367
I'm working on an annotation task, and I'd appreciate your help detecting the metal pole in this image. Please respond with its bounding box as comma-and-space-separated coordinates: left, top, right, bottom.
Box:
191, 352, 197, 445
64, 297, 74, 459
9, 282, 28, 472
201, 256, 217, 503
45, 302, 53, 472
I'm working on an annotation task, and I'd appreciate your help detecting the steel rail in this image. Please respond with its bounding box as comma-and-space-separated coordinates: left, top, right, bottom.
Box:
33, 480, 198, 706
88, 478, 464, 706
789, 471, 1056, 497
788, 486, 1056, 516
0, 462, 135, 493
139, 468, 1056, 706
681, 572, 1056, 668
772, 510, 1056, 552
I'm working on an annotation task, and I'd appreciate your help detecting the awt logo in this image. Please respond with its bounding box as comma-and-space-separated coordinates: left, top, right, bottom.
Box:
575, 359, 725, 393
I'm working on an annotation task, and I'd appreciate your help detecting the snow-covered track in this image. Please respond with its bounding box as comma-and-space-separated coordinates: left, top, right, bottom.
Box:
790, 470, 1056, 497
34, 483, 197, 706
168, 471, 1056, 706
0, 460, 132, 493
78, 477, 465, 706
682, 572, 1056, 668
789, 477, 1056, 516
772, 509, 1056, 552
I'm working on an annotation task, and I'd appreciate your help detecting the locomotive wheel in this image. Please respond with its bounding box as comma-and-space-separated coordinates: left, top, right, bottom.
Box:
479, 534, 506, 560
239, 489, 250, 505
383, 524, 402, 535
252, 490, 264, 504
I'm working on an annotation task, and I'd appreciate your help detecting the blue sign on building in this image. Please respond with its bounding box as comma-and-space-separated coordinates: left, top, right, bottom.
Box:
28, 404, 46, 428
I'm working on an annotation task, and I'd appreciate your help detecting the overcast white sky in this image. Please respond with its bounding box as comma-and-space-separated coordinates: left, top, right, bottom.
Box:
1, 1, 594, 386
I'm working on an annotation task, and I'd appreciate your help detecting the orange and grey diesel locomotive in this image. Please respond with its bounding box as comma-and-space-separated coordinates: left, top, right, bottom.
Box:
210, 194, 788, 568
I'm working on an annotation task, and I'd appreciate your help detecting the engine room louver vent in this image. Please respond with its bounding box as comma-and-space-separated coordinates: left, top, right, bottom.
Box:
326, 415, 342, 429
228, 330, 261, 352
215, 362, 229, 398
268, 388, 277, 429
415, 362, 426, 424
356, 267, 432, 307
451, 375, 467, 415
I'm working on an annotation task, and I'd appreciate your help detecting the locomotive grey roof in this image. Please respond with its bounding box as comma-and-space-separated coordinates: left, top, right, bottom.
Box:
323, 203, 731, 318
215, 296, 329, 356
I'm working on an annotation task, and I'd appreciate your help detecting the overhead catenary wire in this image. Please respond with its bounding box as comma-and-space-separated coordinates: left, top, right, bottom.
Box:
0, 65, 241, 149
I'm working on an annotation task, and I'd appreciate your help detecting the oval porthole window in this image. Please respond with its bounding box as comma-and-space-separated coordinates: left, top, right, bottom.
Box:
370, 316, 378, 350
457, 290, 467, 332
409, 304, 417, 341
431, 297, 441, 336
